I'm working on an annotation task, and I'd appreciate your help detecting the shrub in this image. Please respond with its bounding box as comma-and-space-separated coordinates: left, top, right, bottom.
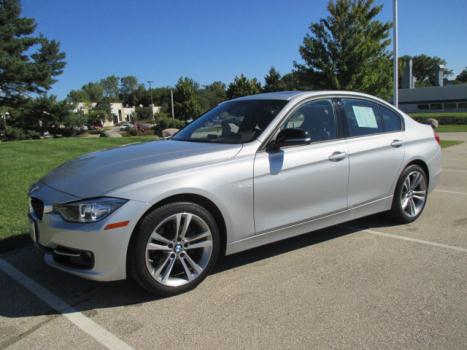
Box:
412, 115, 467, 125
154, 117, 185, 136
4, 127, 27, 140
127, 128, 138, 136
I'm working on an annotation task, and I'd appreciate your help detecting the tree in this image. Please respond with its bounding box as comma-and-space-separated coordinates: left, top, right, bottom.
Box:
67, 82, 104, 103
11, 95, 84, 132
263, 67, 285, 92
408, 54, 453, 87
120, 76, 139, 96
174, 77, 201, 120
227, 74, 262, 99
455, 67, 467, 84
198, 81, 227, 112
0, 0, 66, 106
294, 0, 392, 98
99, 75, 120, 100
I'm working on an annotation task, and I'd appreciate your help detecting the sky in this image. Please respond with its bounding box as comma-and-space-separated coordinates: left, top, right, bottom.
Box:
22, 0, 467, 99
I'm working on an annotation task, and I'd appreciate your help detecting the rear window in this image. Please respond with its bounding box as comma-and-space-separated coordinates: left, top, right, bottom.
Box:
341, 99, 383, 137
379, 105, 402, 132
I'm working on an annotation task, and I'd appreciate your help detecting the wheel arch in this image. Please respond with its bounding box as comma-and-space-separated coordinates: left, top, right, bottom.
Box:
126, 193, 227, 276
405, 159, 430, 186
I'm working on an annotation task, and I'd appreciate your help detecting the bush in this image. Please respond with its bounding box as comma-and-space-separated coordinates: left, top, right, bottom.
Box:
2, 127, 41, 141
127, 128, 138, 136
154, 117, 185, 136
412, 115, 467, 125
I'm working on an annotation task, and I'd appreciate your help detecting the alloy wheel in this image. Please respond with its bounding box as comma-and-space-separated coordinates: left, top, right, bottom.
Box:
144, 213, 213, 287
400, 170, 427, 218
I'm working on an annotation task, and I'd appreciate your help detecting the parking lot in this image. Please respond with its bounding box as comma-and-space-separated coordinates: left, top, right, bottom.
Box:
1, 137, 466, 350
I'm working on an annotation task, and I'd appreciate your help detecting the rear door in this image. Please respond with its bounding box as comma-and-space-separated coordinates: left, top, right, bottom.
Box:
253, 98, 349, 233
339, 98, 405, 207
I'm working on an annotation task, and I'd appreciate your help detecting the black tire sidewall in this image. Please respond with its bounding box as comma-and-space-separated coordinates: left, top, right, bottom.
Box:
391, 164, 428, 223
130, 202, 220, 296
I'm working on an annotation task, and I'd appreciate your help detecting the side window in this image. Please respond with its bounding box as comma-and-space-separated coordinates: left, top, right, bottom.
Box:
342, 99, 383, 137
379, 105, 402, 132
283, 100, 337, 142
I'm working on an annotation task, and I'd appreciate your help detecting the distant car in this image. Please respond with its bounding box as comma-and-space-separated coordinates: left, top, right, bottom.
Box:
119, 122, 134, 131
28, 91, 441, 296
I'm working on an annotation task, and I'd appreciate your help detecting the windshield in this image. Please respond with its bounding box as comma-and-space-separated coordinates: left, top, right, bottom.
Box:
173, 100, 287, 144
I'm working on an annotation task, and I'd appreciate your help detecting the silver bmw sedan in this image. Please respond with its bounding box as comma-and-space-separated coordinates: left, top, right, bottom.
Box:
28, 91, 442, 296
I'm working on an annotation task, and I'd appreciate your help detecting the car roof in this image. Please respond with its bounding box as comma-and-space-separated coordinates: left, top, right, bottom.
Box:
232, 90, 391, 104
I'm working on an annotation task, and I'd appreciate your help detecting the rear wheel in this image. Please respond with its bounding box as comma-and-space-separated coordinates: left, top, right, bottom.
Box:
390, 164, 428, 223
129, 202, 220, 296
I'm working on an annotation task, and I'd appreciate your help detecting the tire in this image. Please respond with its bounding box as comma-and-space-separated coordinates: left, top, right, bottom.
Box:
389, 164, 428, 223
129, 202, 220, 296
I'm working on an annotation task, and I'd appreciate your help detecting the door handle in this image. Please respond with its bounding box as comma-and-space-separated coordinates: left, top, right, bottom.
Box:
329, 151, 347, 162
391, 139, 404, 148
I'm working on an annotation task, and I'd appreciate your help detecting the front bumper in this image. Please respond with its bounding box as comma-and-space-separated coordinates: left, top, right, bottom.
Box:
28, 183, 149, 281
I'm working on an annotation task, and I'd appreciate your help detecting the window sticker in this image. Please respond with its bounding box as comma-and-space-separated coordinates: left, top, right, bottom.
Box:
352, 106, 378, 128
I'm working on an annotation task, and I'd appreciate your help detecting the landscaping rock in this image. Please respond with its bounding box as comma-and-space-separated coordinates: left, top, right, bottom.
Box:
162, 128, 179, 138
102, 130, 122, 138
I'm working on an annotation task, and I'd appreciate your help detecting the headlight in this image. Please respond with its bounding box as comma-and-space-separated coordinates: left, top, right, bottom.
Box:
53, 197, 127, 223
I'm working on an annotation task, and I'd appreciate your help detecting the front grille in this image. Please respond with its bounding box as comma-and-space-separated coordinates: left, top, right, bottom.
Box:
30, 197, 44, 220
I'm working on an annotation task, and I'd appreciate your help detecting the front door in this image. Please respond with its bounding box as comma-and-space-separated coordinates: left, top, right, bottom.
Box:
253, 99, 349, 233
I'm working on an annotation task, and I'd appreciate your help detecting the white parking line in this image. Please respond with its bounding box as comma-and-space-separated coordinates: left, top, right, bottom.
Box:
342, 225, 467, 253
435, 189, 467, 196
0, 259, 134, 350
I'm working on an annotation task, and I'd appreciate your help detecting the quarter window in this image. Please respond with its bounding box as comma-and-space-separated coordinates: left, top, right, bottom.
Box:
379, 105, 402, 132
283, 100, 337, 142
341, 99, 383, 137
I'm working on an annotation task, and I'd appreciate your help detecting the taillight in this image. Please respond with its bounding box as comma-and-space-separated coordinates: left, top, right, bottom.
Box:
434, 130, 441, 146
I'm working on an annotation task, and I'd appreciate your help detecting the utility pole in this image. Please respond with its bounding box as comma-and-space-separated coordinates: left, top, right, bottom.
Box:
393, 0, 398, 108
147, 80, 155, 123
170, 89, 175, 119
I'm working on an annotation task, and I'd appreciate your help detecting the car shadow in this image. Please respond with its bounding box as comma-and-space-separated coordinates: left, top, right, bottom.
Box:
0, 214, 404, 319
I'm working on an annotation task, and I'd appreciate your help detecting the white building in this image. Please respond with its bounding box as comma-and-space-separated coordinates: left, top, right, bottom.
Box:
110, 103, 135, 125
73, 102, 161, 127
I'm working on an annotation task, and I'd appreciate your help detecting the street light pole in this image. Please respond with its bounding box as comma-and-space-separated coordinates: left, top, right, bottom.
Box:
393, 0, 398, 108
147, 80, 155, 123
170, 89, 175, 120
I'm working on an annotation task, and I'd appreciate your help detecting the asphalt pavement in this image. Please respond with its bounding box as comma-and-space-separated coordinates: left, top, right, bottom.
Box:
1, 136, 466, 350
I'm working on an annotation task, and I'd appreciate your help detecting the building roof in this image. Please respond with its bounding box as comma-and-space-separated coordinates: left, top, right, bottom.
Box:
399, 85, 467, 104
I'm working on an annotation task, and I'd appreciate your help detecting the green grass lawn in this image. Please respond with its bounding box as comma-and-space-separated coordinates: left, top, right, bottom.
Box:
0, 136, 157, 239
437, 125, 467, 132
409, 112, 467, 118
440, 140, 463, 148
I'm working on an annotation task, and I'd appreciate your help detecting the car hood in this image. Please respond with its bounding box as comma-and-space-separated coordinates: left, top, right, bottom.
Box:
41, 140, 242, 198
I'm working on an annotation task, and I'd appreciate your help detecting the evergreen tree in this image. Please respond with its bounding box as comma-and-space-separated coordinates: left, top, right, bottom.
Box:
295, 0, 392, 98
263, 67, 285, 92
0, 0, 66, 106
227, 74, 262, 99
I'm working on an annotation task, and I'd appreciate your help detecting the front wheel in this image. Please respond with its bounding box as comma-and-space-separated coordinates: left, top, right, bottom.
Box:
129, 202, 220, 296
389, 164, 428, 223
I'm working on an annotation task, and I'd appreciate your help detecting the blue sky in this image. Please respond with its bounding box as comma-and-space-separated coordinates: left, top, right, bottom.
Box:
22, 0, 467, 98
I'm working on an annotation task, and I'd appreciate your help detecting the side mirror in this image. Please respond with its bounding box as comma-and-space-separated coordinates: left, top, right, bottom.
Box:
268, 128, 311, 151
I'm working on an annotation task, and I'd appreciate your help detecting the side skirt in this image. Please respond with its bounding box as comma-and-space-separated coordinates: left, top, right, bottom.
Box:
225, 196, 392, 255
